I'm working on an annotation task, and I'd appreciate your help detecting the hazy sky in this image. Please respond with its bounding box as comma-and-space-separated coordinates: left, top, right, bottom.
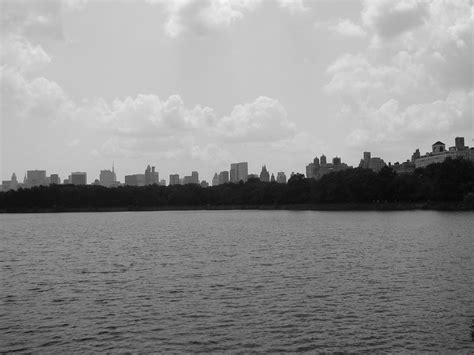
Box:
1, 0, 472, 183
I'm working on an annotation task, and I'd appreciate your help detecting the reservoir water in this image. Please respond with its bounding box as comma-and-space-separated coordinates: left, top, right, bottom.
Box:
1, 210, 473, 352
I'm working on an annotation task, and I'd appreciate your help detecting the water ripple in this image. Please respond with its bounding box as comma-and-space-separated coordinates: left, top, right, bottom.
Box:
1, 210, 473, 353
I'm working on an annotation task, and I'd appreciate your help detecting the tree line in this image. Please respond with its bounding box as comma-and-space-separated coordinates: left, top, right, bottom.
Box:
1, 158, 473, 211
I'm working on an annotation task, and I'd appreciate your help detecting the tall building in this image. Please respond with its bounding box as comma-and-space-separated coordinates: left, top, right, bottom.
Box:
50, 174, 60, 185
270, 173, 275, 182
125, 174, 145, 186
169, 174, 180, 186
2, 173, 18, 191
320, 155, 327, 166
359, 152, 386, 172
306, 163, 315, 179
260, 165, 270, 182
182, 171, 199, 185
145, 165, 159, 185
307, 154, 351, 179
455, 137, 465, 150
218, 171, 229, 185
71, 172, 87, 185
100, 165, 117, 187
414, 137, 473, 168
313, 156, 320, 168
230, 162, 248, 183
26, 170, 47, 187
191, 171, 199, 184
411, 149, 421, 162
276, 172, 287, 183
212, 173, 219, 186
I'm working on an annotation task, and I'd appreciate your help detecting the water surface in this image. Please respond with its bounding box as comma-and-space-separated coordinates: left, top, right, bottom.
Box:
1, 211, 473, 352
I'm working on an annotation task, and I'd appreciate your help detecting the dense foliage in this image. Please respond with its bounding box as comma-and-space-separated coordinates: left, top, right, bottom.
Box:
1, 158, 473, 211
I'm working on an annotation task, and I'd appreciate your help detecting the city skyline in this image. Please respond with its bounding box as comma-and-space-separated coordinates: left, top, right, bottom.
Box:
3, 135, 472, 189
1, 1, 473, 183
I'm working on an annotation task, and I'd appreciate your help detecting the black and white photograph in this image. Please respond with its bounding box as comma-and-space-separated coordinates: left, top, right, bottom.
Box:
1, 0, 473, 352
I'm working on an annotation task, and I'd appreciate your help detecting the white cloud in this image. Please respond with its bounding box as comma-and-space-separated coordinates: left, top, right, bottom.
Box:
277, 0, 308, 14
345, 91, 473, 147
326, 0, 473, 147
152, 0, 261, 37
0, 0, 66, 40
150, 0, 308, 37
1, 36, 51, 73
214, 96, 296, 142
331, 19, 366, 37
362, 0, 428, 39
1, 68, 76, 121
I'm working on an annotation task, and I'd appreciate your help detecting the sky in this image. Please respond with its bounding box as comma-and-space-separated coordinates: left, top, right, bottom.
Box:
1, 0, 473, 183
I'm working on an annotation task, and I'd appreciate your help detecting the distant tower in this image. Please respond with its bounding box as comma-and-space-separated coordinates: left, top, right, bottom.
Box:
271, 173, 275, 183
320, 155, 327, 165
212, 173, 219, 186
411, 149, 420, 162
260, 165, 270, 182
11, 173, 17, 182
455, 137, 465, 150
313, 156, 320, 168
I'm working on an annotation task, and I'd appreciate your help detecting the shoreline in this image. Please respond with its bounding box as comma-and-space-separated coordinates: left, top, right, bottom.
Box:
1, 202, 472, 213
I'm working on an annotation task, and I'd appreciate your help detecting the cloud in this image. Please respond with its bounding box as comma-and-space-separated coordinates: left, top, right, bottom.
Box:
362, 0, 428, 39
277, 0, 308, 14
89, 94, 217, 137
0, 0, 66, 40
331, 19, 366, 37
1, 36, 51, 73
1, 68, 76, 121
326, 0, 473, 147
84, 94, 298, 154
345, 91, 473, 147
149, 0, 261, 37
214, 96, 296, 142
149, 0, 309, 37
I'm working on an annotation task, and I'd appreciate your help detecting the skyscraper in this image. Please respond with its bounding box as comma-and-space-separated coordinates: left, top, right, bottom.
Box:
145, 165, 159, 185
50, 174, 60, 185
212, 173, 219, 186
2, 173, 18, 191
191, 171, 199, 184
359, 152, 386, 172
26, 170, 47, 187
276, 172, 287, 184
169, 174, 180, 185
259, 165, 270, 182
320, 155, 327, 166
230, 162, 248, 183
71, 172, 87, 185
305, 163, 315, 179
218, 171, 229, 185
100, 164, 117, 187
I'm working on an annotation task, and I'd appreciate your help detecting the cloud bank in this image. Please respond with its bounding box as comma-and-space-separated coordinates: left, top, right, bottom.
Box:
325, 0, 473, 149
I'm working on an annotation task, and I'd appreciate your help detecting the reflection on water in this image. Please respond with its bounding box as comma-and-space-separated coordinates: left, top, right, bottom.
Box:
1, 211, 473, 352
